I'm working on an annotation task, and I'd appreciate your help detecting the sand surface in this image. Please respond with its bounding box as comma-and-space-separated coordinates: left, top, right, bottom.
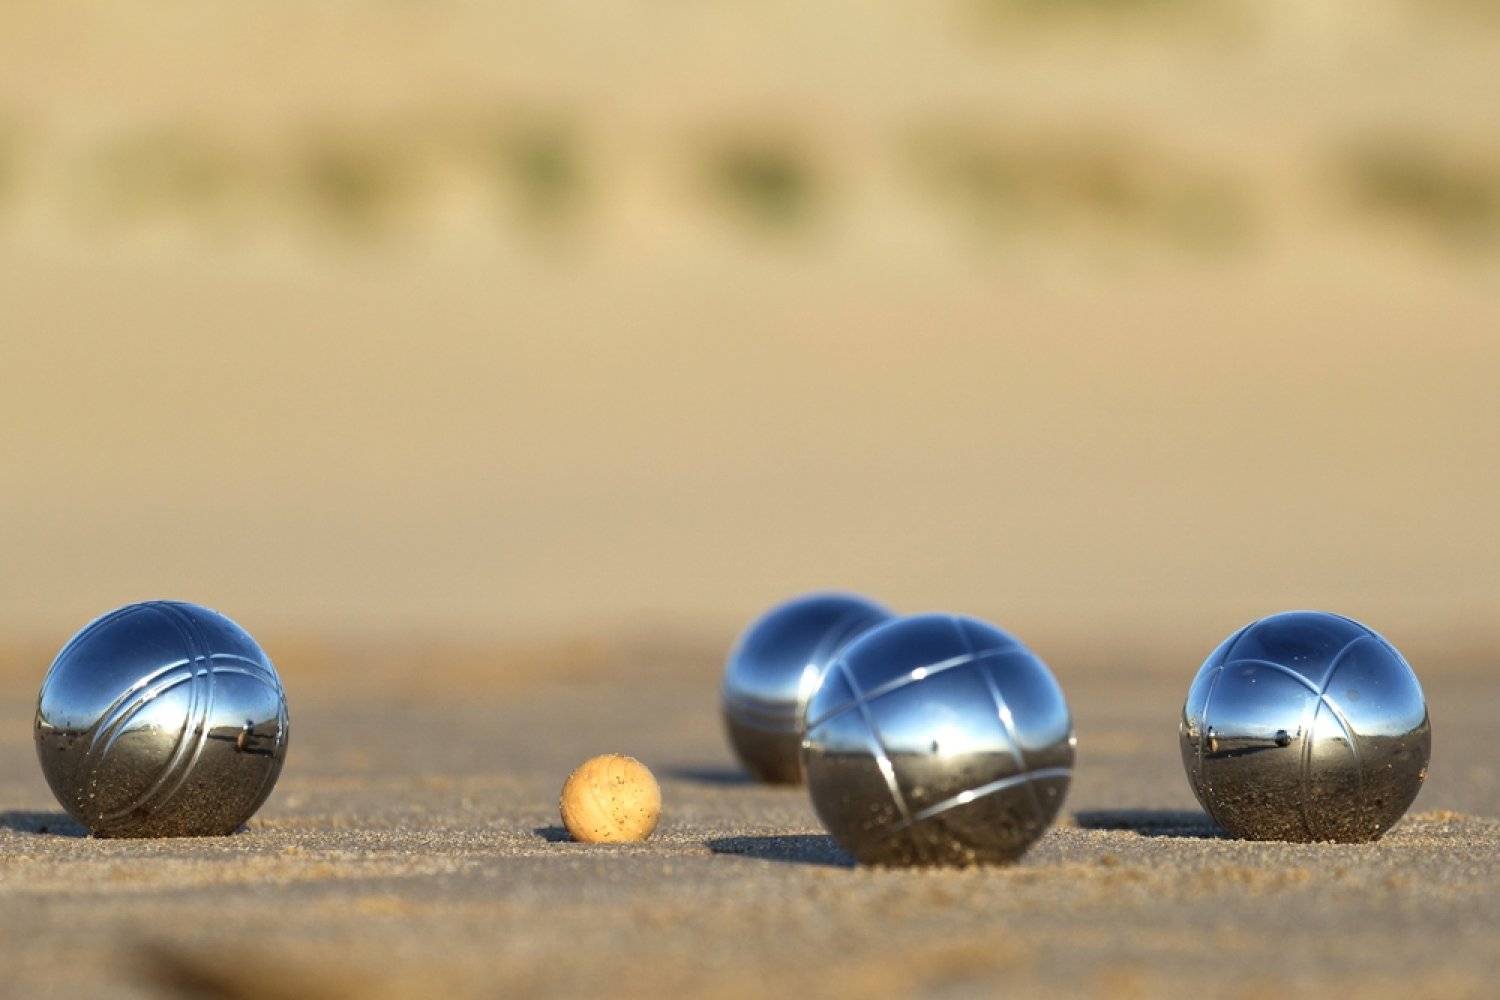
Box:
1, 636, 1496, 999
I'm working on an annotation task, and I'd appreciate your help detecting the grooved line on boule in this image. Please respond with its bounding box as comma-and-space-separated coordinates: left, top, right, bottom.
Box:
91, 672, 196, 767
96, 662, 287, 826
1224, 643, 1369, 839
805, 645, 1030, 730
83, 659, 195, 757
1310, 634, 1372, 836
834, 657, 922, 862
82, 650, 201, 825
168, 604, 222, 817
94, 604, 208, 827
955, 615, 1050, 829
100, 604, 213, 827
199, 652, 280, 687
800, 605, 888, 724
902, 768, 1075, 827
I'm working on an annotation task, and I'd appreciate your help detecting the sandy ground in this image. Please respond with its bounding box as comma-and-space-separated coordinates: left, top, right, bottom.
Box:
1, 634, 1496, 999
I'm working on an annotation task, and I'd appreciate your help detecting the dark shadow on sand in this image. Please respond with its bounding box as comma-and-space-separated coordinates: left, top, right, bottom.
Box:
707, 834, 856, 868
533, 825, 572, 842
0, 810, 88, 838
1074, 809, 1227, 839
662, 765, 755, 787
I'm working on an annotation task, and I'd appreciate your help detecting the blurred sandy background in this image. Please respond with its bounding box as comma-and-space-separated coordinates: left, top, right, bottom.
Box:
2, 0, 1498, 661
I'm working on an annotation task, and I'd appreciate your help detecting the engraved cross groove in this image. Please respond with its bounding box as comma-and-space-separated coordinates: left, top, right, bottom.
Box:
821, 616, 1070, 854
1220, 634, 1372, 840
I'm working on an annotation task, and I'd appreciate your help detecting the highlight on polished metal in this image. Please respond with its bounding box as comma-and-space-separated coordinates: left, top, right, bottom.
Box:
800, 613, 1075, 866
722, 592, 892, 784
34, 601, 290, 838
1180, 610, 1431, 843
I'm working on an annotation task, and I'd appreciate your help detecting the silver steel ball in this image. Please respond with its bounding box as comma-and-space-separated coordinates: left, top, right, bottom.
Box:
1180, 610, 1430, 843
722, 592, 892, 784
34, 601, 290, 838
801, 613, 1075, 866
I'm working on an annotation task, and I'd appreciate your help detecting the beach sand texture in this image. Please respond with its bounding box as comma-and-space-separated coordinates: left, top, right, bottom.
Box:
1, 3, 1498, 996
1, 638, 1498, 998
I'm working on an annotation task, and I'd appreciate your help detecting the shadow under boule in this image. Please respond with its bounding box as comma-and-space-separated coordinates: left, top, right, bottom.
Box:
662, 765, 756, 787
1073, 809, 1227, 839
707, 833, 856, 868
0, 810, 88, 838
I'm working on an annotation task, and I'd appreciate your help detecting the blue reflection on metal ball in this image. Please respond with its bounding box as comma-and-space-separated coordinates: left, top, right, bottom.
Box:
722, 592, 892, 783
801, 613, 1074, 866
1180, 610, 1430, 842
34, 601, 290, 837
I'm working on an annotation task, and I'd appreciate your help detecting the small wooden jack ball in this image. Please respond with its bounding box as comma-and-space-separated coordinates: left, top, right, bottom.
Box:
559, 754, 661, 843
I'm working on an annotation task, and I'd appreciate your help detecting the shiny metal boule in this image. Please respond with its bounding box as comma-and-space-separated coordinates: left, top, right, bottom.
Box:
34, 601, 290, 837
722, 592, 892, 783
801, 613, 1075, 866
1180, 610, 1430, 843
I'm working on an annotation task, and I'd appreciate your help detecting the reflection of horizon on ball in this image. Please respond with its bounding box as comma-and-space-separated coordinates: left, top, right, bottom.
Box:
801, 613, 1075, 867
1180, 610, 1431, 843
34, 601, 290, 838
721, 592, 892, 784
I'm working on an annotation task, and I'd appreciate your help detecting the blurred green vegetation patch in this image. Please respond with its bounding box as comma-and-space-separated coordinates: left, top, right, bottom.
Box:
905, 125, 1252, 249
465, 113, 588, 229
1341, 137, 1500, 250
287, 126, 427, 239
700, 133, 824, 234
